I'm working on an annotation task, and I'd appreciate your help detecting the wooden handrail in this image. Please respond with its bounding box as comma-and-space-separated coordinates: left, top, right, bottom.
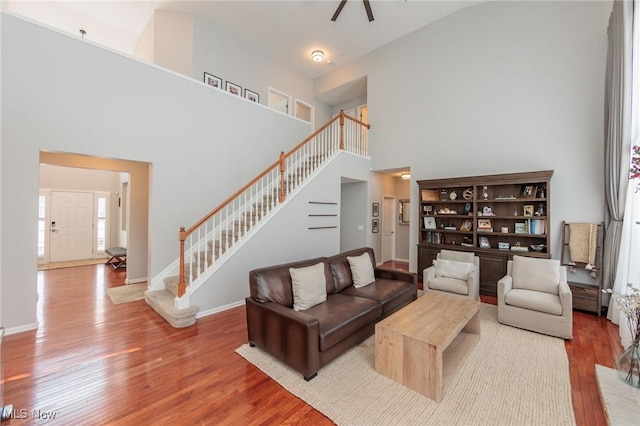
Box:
343, 113, 371, 129
185, 158, 280, 235
177, 110, 369, 297
282, 113, 341, 160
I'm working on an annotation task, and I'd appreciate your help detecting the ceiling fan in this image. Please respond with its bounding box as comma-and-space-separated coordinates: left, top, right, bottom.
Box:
331, 0, 374, 22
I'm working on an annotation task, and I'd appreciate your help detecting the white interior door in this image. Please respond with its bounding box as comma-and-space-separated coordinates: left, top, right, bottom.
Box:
50, 191, 94, 262
382, 196, 396, 262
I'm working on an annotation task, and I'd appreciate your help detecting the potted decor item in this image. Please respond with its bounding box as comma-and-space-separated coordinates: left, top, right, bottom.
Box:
605, 284, 640, 387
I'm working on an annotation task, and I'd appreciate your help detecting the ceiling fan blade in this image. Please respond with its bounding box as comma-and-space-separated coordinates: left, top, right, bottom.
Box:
363, 0, 374, 22
331, 0, 348, 22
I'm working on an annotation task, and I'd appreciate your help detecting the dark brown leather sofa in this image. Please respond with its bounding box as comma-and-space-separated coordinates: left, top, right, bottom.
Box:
246, 247, 416, 380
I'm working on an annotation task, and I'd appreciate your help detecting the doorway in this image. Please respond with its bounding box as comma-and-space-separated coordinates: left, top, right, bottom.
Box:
382, 196, 396, 263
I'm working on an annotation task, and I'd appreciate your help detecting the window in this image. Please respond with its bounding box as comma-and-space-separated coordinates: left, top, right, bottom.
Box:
37, 195, 46, 257
95, 194, 108, 253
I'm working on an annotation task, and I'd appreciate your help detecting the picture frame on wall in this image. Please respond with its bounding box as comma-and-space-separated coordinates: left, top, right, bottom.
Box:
372, 219, 379, 233
245, 89, 259, 103
372, 203, 379, 217
226, 81, 242, 96
203, 72, 222, 89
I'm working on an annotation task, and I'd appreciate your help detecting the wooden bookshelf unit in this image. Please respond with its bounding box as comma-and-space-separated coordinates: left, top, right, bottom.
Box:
417, 170, 553, 296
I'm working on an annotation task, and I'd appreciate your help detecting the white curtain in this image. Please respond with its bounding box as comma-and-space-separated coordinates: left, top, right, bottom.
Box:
608, 0, 640, 349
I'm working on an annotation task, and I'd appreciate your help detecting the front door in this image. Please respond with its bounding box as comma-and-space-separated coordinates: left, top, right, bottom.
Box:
382, 196, 396, 262
49, 191, 94, 262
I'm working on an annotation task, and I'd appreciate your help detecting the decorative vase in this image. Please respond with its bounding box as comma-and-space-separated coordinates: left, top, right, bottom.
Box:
616, 341, 640, 387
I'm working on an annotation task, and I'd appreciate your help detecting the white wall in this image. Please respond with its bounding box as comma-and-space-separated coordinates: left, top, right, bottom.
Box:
331, 95, 368, 118
395, 177, 411, 262
136, 9, 332, 127
153, 10, 193, 78
316, 1, 611, 272
340, 180, 368, 252
1, 13, 311, 331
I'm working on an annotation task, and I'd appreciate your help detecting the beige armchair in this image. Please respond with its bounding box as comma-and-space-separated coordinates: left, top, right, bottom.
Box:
498, 255, 573, 339
423, 249, 480, 300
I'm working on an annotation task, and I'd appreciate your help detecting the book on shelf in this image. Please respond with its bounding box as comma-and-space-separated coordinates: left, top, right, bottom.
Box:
528, 219, 546, 235
477, 228, 493, 233
511, 246, 529, 252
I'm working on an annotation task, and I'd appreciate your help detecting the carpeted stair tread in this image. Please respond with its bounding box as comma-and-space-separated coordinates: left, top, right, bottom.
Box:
145, 289, 198, 328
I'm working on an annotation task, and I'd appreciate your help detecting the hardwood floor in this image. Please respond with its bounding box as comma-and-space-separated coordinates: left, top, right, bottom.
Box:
1, 263, 621, 425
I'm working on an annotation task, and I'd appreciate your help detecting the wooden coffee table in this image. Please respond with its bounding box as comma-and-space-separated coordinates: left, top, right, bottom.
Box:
374, 292, 480, 402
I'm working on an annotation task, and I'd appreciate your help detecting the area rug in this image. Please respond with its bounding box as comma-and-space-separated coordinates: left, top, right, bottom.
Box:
106, 283, 147, 305
236, 304, 575, 425
38, 258, 106, 270
595, 364, 640, 425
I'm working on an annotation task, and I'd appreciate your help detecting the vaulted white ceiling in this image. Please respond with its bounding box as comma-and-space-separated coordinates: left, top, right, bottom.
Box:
6, 0, 480, 78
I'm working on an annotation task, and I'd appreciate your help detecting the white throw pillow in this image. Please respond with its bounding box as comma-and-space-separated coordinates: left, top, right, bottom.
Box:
289, 262, 327, 311
347, 252, 376, 288
433, 259, 474, 280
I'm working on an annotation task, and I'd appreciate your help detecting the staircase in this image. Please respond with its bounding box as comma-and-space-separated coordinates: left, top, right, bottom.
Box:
145, 111, 369, 327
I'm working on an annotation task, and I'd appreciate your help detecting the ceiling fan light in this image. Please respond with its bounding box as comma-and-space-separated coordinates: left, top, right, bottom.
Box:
311, 50, 324, 62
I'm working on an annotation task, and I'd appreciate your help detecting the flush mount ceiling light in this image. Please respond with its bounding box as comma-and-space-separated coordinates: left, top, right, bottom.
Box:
311, 50, 324, 62
401, 173, 411, 180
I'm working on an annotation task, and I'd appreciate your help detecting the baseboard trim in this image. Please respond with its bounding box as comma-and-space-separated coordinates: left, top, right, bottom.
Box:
395, 257, 410, 263
125, 277, 148, 285
4, 322, 38, 336
196, 300, 245, 319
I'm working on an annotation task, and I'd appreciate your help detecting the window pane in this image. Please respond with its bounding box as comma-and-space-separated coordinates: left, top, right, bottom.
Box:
97, 197, 106, 218
38, 219, 45, 257
97, 218, 106, 252
38, 195, 45, 218
38, 195, 45, 257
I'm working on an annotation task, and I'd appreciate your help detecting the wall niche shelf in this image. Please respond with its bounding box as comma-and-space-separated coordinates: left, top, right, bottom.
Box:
417, 170, 553, 296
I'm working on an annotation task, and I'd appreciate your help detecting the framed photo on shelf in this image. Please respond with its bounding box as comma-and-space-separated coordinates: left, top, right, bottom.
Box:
421, 189, 439, 201
463, 202, 472, 215
372, 219, 379, 233
479, 236, 490, 249
372, 203, 379, 217
515, 222, 527, 234
498, 242, 510, 250
523, 205, 534, 216
245, 89, 259, 103
460, 220, 472, 232
226, 81, 242, 96
424, 216, 437, 229
521, 185, 537, 199
478, 219, 492, 229
203, 72, 222, 89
